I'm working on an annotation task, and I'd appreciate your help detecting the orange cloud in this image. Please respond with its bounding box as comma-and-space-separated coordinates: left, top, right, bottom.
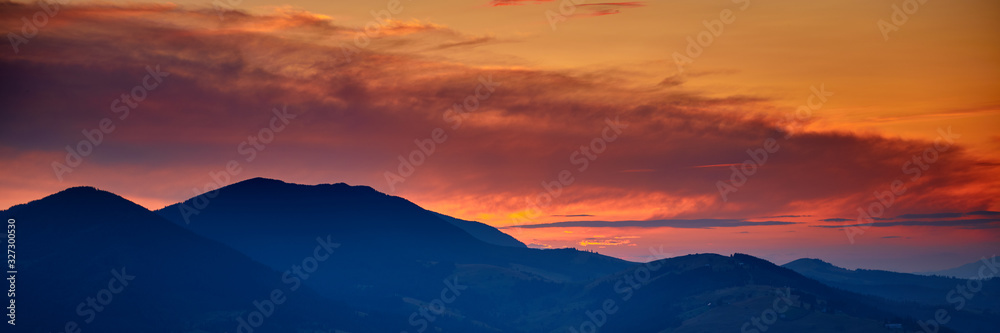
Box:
1, 3, 998, 270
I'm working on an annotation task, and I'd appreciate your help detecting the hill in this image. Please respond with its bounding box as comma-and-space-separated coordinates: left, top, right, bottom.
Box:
0, 187, 402, 332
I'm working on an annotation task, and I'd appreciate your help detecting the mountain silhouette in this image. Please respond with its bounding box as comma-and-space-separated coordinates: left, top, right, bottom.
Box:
154, 177, 632, 331
4, 180, 996, 332
0, 186, 405, 332
431, 211, 527, 248
784, 258, 1000, 333
916, 256, 1000, 280
784, 258, 1000, 308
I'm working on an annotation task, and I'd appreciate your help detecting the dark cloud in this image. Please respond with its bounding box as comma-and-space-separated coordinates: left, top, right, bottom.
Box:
571, 2, 646, 17
0, 3, 996, 225
895, 211, 1000, 219
434, 36, 497, 50
813, 218, 1000, 229
504, 219, 798, 229
820, 217, 893, 222
896, 213, 965, 219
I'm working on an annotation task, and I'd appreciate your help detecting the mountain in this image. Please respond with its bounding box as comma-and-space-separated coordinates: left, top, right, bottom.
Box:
0, 187, 402, 332
155, 177, 632, 331
534, 253, 951, 333
431, 211, 527, 248
784, 258, 1000, 333
8, 181, 996, 332
155, 178, 627, 279
917, 256, 1000, 280
783, 258, 1000, 307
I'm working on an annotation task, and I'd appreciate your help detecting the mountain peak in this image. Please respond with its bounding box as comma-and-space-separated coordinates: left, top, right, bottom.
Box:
785, 258, 836, 268
3, 185, 143, 213
238, 176, 288, 185
225, 177, 382, 196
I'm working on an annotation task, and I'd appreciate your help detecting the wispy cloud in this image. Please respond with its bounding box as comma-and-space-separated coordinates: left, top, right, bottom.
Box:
579, 236, 637, 246
575, 2, 646, 17
813, 218, 1000, 229
896, 211, 1000, 219
434, 36, 498, 50
505, 219, 798, 229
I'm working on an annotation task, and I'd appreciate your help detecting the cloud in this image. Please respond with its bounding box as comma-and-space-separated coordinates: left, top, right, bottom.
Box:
896, 212, 965, 219
579, 237, 634, 246
575, 2, 646, 17
504, 219, 798, 229
434, 36, 498, 50
895, 211, 1000, 219
579, 1, 645, 7
0, 3, 997, 232
813, 218, 1000, 229
487, 0, 646, 18
820, 217, 893, 222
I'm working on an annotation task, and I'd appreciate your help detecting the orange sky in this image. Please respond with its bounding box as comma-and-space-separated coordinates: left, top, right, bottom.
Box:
1, 0, 998, 272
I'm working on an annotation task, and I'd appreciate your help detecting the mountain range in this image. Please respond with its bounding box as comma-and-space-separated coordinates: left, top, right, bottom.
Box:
2, 177, 997, 332
914, 257, 1000, 280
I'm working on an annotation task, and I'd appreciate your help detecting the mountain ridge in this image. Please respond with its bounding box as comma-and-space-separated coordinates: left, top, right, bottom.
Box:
4, 181, 994, 332
0, 185, 401, 332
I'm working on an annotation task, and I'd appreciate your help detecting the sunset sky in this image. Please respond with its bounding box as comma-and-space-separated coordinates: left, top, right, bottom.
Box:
1, 0, 998, 272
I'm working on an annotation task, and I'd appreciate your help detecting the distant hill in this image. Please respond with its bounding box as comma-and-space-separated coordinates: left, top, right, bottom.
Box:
784, 258, 1000, 333
548, 253, 951, 333
916, 256, 1000, 280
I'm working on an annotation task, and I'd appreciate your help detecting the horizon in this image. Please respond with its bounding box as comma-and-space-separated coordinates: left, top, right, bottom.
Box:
2, 0, 999, 274
6, 176, 995, 274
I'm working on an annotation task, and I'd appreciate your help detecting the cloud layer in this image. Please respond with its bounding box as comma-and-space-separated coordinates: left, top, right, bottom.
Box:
1, 2, 997, 236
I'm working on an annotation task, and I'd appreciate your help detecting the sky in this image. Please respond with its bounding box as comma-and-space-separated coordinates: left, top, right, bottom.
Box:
1, 0, 998, 272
